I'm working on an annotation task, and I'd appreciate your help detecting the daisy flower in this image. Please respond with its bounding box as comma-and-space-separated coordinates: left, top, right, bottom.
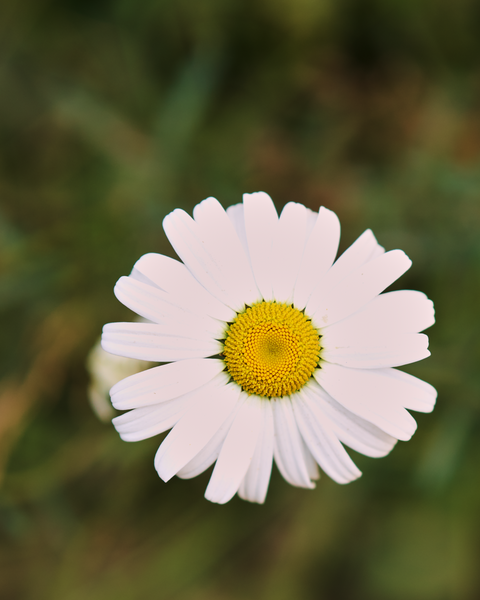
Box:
87, 329, 153, 422
101, 192, 436, 504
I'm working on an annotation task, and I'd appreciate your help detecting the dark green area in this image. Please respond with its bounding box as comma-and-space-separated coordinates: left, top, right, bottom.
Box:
1, 0, 480, 598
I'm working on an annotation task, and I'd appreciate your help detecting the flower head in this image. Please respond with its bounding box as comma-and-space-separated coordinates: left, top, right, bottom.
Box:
101, 192, 436, 504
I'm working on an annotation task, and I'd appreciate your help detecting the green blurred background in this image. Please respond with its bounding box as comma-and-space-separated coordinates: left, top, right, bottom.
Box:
1, 0, 479, 598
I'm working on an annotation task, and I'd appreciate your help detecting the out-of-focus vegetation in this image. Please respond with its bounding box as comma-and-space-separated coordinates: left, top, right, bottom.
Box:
1, 0, 480, 598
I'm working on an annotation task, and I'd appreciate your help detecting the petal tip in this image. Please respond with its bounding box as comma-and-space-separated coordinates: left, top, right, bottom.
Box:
154, 460, 174, 483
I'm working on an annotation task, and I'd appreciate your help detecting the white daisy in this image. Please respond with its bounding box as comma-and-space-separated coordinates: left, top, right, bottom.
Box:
87, 330, 154, 422
101, 192, 436, 504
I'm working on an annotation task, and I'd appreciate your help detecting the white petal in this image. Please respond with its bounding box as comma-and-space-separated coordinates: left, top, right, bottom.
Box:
371, 243, 386, 259
154, 379, 240, 482
305, 208, 318, 238
293, 390, 362, 483
193, 197, 261, 307
306, 229, 383, 316
243, 192, 278, 300
367, 368, 437, 413
131, 253, 235, 322
101, 322, 222, 362
311, 249, 412, 328
176, 399, 241, 479
237, 398, 274, 504
293, 207, 341, 310
301, 437, 320, 481
315, 363, 418, 441
163, 208, 241, 310
205, 394, 263, 504
322, 290, 435, 338
270, 202, 308, 303
321, 332, 430, 368
272, 397, 316, 488
112, 387, 201, 442
303, 381, 397, 457
110, 358, 225, 410
114, 276, 225, 338
226, 203, 250, 258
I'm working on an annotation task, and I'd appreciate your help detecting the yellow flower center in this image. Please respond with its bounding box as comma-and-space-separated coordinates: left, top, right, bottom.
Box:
223, 301, 321, 398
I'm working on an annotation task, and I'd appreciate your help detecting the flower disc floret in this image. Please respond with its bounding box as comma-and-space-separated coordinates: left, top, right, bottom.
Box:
223, 301, 321, 398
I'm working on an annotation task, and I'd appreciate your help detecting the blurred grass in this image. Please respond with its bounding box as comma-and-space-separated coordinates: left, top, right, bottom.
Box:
1, 0, 480, 598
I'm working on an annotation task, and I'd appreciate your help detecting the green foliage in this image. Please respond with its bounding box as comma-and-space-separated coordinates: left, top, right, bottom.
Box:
1, 0, 479, 598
